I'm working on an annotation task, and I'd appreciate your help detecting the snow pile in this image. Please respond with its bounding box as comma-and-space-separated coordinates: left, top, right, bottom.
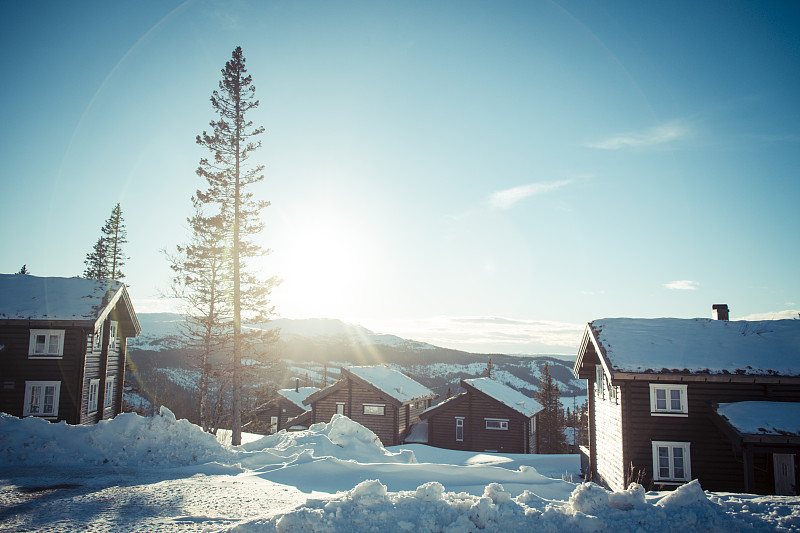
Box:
716, 401, 800, 435
227, 479, 772, 533
0, 407, 229, 468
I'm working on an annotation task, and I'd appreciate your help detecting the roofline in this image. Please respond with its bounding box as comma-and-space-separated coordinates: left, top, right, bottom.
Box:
710, 402, 800, 450
343, 367, 437, 406
303, 378, 348, 406
97, 283, 141, 336
574, 322, 614, 379
610, 373, 800, 384
419, 392, 468, 420
460, 379, 541, 418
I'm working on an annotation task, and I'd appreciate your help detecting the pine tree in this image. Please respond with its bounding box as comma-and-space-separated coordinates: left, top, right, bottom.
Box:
102, 203, 127, 280
83, 237, 108, 279
16, 265, 29, 275
534, 362, 568, 453
483, 357, 493, 378
195, 46, 278, 445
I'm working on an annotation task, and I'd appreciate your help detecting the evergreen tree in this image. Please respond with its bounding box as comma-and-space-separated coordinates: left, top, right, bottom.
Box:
102, 203, 127, 280
483, 357, 493, 378
16, 265, 29, 275
83, 237, 108, 279
534, 362, 568, 453
195, 46, 278, 445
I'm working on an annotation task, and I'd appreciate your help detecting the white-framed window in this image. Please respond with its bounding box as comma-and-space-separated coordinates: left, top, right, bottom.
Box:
88, 379, 100, 414
28, 330, 65, 358
595, 364, 605, 400
649, 384, 688, 416
103, 376, 115, 408
108, 321, 118, 352
23, 381, 60, 417
485, 418, 509, 430
270, 415, 278, 433
93, 324, 103, 353
455, 417, 464, 442
652, 441, 691, 483
336, 402, 346, 415
363, 403, 385, 416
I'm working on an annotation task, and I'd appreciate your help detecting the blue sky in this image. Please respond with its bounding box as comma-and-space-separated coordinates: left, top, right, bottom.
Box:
1, 1, 798, 354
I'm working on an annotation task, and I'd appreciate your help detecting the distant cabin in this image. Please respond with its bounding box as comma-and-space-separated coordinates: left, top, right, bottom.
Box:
0, 274, 140, 424
573, 309, 800, 495
420, 377, 543, 454
254, 382, 319, 434
303, 365, 437, 446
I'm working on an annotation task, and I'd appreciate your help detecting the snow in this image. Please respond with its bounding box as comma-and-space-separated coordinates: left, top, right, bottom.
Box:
1, 410, 798, 532
463, 377, 543, 417
405, 422, 428, 443
716, 401, 800, 436
276, 387, 320, 410
345, 365, 436, 403
0, 273, 123, 321
591, 318, 800, 375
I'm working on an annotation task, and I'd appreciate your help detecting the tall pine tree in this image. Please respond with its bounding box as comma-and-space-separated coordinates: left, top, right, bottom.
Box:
83, 203, 127, 280
534, 362, 568, 453
83, 237, 108, 279
195, 46, 278, 445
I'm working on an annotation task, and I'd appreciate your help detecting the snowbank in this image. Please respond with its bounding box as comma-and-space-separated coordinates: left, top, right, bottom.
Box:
228, 479, 777, 533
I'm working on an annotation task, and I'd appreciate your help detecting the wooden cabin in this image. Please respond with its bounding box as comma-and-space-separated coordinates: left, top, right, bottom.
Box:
303, 365, 437, 446
0, 274, 140, 424
573, 308, 800, 495
420, 377, 543, 454
254, 381, 319, 434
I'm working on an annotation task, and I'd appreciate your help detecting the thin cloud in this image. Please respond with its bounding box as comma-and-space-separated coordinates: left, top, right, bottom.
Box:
590, 122, 689, 150
664, 280, 699, 290
489, 180, 572, 210
740, 309, 800, 321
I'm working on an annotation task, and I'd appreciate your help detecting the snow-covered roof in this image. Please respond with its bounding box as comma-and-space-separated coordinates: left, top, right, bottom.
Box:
463, 377, 543, 418
0, 274, 139, 334
715, 401, 800, 436
422, 392, 467, 417
277, 387, 319, 410
589, 318, 800, 376
344, 365, 436, 404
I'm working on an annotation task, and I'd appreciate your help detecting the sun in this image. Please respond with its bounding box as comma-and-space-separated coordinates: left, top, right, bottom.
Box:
276, 216, 371, 319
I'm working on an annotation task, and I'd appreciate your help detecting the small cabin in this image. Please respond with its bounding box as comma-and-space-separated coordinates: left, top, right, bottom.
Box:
420, 377, 543, 454
573, 310, 800, 495
254, 381, 319, 434
0, 274, 140, 424
303, 365, 437, 446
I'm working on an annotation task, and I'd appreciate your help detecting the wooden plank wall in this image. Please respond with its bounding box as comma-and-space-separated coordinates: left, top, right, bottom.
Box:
595, 377, 625, 490
256, 398, 306, 433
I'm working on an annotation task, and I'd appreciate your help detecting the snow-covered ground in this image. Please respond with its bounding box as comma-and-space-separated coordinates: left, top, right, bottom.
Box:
1, 410, 798, 532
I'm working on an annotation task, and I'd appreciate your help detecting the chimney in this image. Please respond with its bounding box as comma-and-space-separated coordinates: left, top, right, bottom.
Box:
712, 304, 729, 321
296, 378, 300, 392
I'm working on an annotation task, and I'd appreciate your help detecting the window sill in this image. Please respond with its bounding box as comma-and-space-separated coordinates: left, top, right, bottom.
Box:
28, 355, 64, 360
650, 412, 688, 417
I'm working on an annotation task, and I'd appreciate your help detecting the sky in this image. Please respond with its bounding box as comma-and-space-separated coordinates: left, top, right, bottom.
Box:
1, 0, 798, 354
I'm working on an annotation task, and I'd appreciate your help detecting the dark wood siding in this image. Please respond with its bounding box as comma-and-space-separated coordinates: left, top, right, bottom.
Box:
621, 380, 800, 492
256, 398, 307, 434
0, 325, 87, 424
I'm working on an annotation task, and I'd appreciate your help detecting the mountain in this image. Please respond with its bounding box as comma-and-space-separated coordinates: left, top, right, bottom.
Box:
125, 313, 587, 420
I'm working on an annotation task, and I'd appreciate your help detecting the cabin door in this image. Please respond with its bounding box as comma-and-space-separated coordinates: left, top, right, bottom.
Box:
773, 454, 796, 495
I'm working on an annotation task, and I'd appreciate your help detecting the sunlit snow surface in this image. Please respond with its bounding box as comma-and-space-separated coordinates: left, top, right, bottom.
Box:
1, 409, 798, 532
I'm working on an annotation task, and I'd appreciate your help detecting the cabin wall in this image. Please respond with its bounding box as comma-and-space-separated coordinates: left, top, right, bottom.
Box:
0, 325, 87, 424
256, 398, 306, 433
594, 377, 625, 490
426, 397, 471, 451
624, 380, 800, 493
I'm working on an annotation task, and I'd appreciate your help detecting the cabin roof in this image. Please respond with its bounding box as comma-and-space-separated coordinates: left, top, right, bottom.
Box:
420, 391, 468, 419
343, 365, 436, 404
715, 401, 800, 437
0, 274, 140, 335
277, 387, 319, 410
462, 377, 543, 418
577, 318, 800, 377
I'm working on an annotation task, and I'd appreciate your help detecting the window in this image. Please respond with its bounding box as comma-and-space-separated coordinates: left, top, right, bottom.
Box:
93, 324, 103, 353
649, 384, 688, 416
652, 441, 691, 482
108, 321, 118, 352
104, 377, 115, 408
485, 418, 509, 430
88, 379, 100, 414
336, 402, 345, 415
363, 403, 385, 416
270, 416, 278, 433
23, 381, 60, 417
595, 365, 605, 400
28, 330, 65, 358
455, 417, 464, 442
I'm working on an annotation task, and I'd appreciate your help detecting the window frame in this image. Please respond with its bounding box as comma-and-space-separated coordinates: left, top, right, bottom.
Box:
88, 379, 100, 414
651, 441, 691, 483
595, 364, 605, 400
28, 329, 65, 359
649, 383, 688, 416
23, 381, 61, 417
484, 418, 509, 431
108, 321, 118, 352
455, 417, 465, 442
103, 376, 115, 409
92, 324, 103, 353
335, 402, 346, 415
362, 403, 386, 416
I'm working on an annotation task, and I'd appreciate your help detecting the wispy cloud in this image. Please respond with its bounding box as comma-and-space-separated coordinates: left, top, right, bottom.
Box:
489, 180, 572, 210
664, 280, 699, 290
589, 121, 689, 150
740, 309, 800, 321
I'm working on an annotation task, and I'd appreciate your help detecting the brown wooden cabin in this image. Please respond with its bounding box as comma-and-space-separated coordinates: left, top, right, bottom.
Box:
254, 382, 319, 434
574, 309, 800, 495
303, 365, 437, 446
0, 274, 140, 425
420, 377, 543, 454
